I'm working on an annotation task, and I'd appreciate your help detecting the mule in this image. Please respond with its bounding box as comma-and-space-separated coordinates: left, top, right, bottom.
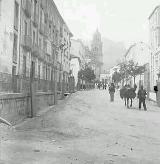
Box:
120, 85, 137, 108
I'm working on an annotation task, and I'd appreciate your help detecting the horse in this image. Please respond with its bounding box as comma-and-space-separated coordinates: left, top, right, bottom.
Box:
120, 84, 137, 108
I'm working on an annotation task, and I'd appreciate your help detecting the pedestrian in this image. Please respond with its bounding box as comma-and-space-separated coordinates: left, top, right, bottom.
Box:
137, 85, 147, 111
109, 83, 115, 102
98, 83, 101, 89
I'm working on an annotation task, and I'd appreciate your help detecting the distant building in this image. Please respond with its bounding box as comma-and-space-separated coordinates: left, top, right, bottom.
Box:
149, 6, 160, 90
124, 42, 150, 89
70, 39, 86, 88
91, 29, 103, 80
100, 73, 110, 84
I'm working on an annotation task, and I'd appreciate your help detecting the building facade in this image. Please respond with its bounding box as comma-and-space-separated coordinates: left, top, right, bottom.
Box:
91, 29, 103, 80
0, 0, 21, 92
0, 0, 72, 93
149, 6, 160, 91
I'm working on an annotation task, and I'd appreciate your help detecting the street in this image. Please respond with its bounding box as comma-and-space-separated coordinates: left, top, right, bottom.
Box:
1, 89, 160, 164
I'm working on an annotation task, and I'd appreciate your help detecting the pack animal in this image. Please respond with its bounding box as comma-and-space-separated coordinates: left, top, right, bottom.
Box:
120, 85, 137, 108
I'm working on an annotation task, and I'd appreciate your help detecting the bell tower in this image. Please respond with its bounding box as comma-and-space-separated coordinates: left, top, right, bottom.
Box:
91, 29, 103, 80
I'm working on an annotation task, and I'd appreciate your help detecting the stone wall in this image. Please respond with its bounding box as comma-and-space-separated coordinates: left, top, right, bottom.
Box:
0, 93, 30, 125
0, 92, 55, 125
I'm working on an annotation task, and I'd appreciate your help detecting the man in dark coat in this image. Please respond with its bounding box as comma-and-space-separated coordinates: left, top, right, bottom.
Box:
109, 83, 115, 102
137, 85, 147, 111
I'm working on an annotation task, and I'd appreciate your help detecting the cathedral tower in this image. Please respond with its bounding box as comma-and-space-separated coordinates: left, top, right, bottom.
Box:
91, 29, 103, 80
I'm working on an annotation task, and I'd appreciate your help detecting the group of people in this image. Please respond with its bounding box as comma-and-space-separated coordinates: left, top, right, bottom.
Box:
108, 83, 147, 110
97, 83, 107, 90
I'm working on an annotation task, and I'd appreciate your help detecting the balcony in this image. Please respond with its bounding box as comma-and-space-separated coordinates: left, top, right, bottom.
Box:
39, 22, 45, 35
33, 13, 39, 27
21, 35, 32, 51
32, 43, 39, 57
23, 0, 31, 18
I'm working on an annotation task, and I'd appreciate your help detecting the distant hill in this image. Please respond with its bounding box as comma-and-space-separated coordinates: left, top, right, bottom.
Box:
102, 38, 126, 70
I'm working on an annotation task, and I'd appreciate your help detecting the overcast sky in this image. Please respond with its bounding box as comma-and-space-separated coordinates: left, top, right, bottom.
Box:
54, 0, 160, 48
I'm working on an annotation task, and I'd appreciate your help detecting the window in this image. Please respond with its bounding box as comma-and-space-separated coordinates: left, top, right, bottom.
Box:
31, 61, 35, 79
49, 24, 51, 35
43, 64, 45, 79
14, 1, 19, 30
39, 38, 42, 49
24, 21, 27, 35
44, 14, 47, 24
158, 29, 160, 47
43, 40, 47, 52
33, 31, 36, 44
23, 55, 26, 77
46, 65, 48, 80
40, 9, 42, 24
13, 33, 18, 63
38, 64, 40, 79
33, 0, 37, 16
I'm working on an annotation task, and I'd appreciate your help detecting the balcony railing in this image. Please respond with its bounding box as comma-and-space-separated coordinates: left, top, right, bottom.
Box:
23, 0, 31, 18
22, 35, 32, 51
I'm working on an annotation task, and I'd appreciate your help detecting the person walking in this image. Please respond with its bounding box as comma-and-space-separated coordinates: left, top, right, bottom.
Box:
109, 83, 115, 102
137, 85, 147, 111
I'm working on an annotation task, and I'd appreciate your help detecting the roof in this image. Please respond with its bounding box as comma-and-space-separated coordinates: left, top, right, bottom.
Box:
148, 5, 160, 20
52, 0, 73, 37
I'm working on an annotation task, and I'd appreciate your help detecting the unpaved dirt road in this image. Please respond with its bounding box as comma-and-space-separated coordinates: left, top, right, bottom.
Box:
1, 89, 160, 164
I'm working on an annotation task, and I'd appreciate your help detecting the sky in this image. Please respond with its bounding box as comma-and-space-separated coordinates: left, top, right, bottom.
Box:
54, 0, 160, 48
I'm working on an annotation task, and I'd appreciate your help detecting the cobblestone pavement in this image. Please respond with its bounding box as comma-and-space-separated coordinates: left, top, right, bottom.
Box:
1, 89, 160, 164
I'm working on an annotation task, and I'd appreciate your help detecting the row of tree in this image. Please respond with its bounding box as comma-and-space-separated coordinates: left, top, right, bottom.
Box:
112, 60, 146, 86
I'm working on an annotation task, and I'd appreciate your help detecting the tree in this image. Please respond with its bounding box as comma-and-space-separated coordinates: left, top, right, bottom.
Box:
118, 61, 129, 85
78, 66, 96, 82
127, 60, 145, 85
117, 60, 146, 86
